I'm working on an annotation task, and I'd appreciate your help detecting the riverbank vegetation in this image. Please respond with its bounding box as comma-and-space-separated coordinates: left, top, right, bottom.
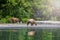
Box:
0, 0, 60, 23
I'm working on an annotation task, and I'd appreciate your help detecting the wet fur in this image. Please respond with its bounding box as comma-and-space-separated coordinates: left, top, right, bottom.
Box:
27, 19, 37, 26
10, 17, 19, 23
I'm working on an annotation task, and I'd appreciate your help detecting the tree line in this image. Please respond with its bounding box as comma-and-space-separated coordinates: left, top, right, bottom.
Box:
0, 0, 60, 23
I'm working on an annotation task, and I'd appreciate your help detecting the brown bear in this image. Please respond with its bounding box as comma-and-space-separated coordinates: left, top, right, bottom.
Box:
27, 18, 37, 26
10, 17, 20, 23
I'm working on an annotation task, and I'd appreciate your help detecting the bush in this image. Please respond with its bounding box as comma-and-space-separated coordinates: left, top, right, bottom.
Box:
0, 18, 7, 23
22, 18, 28, 23
0, 16, 12, 23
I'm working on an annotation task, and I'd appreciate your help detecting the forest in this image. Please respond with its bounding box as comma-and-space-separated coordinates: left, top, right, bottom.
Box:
0, 0, 60, 23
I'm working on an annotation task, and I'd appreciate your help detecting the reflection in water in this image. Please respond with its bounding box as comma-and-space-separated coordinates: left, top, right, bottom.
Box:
0, 28, 60, 40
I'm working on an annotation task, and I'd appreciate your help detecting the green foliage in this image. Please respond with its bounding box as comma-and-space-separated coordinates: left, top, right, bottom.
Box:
0, 0, 60, 23
0, 16, 12, 23
22, 18, 28, 23
0, 18, 7, 23
0, 0, 34, 23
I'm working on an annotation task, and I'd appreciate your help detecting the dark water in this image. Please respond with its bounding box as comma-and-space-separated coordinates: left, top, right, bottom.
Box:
0, 27, 60, 40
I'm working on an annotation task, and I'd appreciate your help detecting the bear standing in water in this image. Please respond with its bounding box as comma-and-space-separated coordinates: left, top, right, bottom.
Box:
27, 18, 37, 26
